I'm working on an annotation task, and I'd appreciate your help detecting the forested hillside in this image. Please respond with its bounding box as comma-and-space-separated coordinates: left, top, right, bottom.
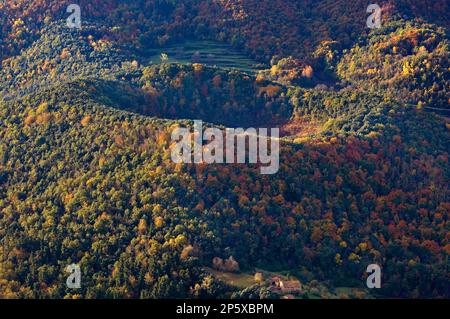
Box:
0, 1, 448, 299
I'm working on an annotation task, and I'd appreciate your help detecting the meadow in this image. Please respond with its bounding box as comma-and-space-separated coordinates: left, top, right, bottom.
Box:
144, 40, 264, 73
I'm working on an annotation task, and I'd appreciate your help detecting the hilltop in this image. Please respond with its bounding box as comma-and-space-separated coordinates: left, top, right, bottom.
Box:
0, 1, 448, 299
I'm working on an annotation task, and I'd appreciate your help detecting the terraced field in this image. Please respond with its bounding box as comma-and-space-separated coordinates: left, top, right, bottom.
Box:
145, 40, 265, 73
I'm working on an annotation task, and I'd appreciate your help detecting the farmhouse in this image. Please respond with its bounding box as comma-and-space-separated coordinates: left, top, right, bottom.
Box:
279, 280, 302, 294
270, 276, 302, 294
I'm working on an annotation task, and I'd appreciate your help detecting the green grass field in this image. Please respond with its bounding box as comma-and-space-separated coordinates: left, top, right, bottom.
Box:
145, 40, 264, 73
204, 268, 256, 289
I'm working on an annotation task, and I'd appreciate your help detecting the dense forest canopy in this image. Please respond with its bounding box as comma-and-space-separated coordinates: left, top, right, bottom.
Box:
0, 0, 448, 299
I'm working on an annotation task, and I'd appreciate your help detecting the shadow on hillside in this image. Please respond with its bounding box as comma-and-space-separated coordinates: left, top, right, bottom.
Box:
30, 78, 294, 129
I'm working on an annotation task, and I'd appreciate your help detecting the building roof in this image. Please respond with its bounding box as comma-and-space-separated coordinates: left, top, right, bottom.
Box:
281, 280, 301, 289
